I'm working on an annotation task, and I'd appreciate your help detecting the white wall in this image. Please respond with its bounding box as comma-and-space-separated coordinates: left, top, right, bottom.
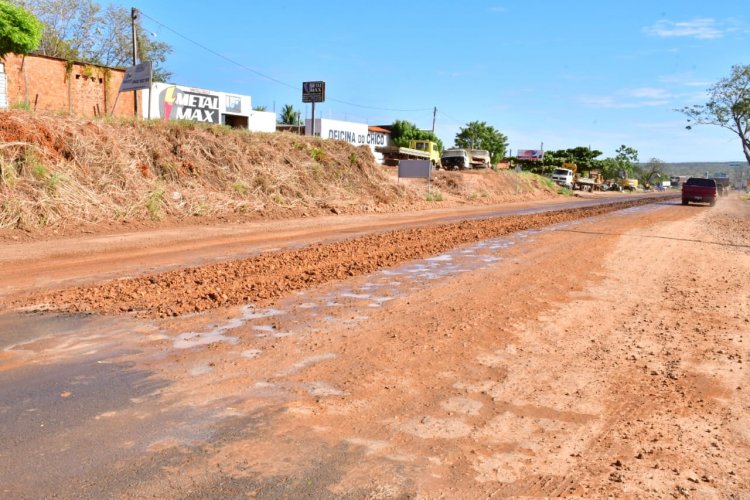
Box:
142, 82, 252, 125
248, 110, 277, 132
305, 118, 392, 161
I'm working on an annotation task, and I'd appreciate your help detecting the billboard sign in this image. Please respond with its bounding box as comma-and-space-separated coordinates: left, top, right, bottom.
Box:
119, 61, 152, 92
302, 81, 325, 103
159, 85, 220, 124
517, 149, 543, 161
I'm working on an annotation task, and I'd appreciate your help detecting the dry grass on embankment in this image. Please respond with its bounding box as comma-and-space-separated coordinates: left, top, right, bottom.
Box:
0, 110, 560, 233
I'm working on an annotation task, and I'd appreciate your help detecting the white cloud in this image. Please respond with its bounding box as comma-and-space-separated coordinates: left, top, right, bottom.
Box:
634, 120, 687, 129
643, 18, 724, 40
658, 73, 712, 88
578, 94, 670, 109
489, 5, 507, 13
628, 87, 672, 99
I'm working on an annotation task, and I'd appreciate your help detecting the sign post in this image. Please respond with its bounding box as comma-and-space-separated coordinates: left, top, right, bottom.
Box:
112, 61, 152, 117
302, 81, 325, 137
398, 159, 433, 194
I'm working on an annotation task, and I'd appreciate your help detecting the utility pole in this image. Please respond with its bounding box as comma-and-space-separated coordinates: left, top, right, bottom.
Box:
431, 106, 437, 133
131, 7, 139, 118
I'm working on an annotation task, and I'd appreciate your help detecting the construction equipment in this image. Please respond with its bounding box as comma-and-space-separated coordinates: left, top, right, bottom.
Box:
376, 140, 441, 167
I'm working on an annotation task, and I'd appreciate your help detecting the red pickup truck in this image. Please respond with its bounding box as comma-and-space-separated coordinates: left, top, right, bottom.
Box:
682, 177, 718, 206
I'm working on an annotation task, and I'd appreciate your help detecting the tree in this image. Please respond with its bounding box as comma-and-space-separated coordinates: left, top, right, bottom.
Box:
634, 158, 667, 187
599, 157, 632, 181
253, 105, 268, 112
0, 2, 43, 58
454, 121, 508, 163
11, 0, 172, 80
538, 147, 602, 170
390, 119, 443, 152
680, 64, 750, 167
278, 104, 301, 125
597, 144, 639, 180
615, 144, 639, 165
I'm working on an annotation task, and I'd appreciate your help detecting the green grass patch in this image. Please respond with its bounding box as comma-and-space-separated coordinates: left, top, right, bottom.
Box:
146, 187, 165, 220
426, 190, 444, 202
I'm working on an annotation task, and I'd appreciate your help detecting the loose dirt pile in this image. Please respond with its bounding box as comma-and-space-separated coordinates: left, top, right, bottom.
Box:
0, 111, 559, 236
11, 196, 675, 318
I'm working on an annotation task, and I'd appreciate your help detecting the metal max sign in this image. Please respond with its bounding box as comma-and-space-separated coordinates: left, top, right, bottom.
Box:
160, 85, 220, 123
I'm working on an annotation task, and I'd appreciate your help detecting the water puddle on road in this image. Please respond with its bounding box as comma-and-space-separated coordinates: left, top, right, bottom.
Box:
164, 203, 671, 354
167, 209, 661, 352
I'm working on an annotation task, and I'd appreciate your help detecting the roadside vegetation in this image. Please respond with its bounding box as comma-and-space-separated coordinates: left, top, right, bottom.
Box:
0, 111, 560, 233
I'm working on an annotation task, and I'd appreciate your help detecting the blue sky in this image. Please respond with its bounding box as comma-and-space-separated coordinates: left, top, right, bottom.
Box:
116, 0, 749, 162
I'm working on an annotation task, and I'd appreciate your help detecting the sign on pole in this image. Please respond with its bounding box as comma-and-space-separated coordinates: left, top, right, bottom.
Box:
302, 81, 325, 103
119, 61, 153, 92
302, 81, 325, 138
398, 160, 432, 180
112, 61, 153, 117
398, 159, 433, 194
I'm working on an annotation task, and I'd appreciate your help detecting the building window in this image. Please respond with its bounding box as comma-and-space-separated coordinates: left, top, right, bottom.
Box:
226, 95, 242, 113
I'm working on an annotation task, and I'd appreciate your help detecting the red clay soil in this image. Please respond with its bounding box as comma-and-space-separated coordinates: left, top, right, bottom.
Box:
9, 196, 674, 318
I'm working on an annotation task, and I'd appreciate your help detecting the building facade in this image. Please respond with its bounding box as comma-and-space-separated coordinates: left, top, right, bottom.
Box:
0, 53, 137, 117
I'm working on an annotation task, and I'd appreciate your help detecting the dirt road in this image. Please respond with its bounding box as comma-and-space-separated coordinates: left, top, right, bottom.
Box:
1, 194, 748, 498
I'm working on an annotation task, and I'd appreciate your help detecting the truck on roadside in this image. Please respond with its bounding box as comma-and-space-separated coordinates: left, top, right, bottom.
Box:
468, 149, 491, 168
682, 177, 718, 206
551, 166, 575, 188
441, 148, 471, 170
573, 169, 604, 191
376, 140, 441, 167
712, 173, 731, 196
621, 178, 639, 191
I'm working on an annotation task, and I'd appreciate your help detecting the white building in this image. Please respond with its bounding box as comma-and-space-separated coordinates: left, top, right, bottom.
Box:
141, 82, 276, 132
305, 118, 392, 162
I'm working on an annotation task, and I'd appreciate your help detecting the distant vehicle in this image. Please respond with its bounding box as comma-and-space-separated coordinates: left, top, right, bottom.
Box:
712, 172, 731, 196
441, 148, 471, 170
621, 178, 639, 191
682, 177, 717, 206
376, 140, 441, 167
573, 168, 604, 191
670, 175, 689, 187
551, 167, 574, 188
468, 149, 491, 168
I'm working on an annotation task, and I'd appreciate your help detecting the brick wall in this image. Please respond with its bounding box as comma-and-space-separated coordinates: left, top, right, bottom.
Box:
1, 53, 139, 118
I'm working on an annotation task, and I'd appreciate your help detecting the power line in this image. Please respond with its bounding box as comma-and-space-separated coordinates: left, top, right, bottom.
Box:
436, 110, 464, 126
138, 10, 433, 114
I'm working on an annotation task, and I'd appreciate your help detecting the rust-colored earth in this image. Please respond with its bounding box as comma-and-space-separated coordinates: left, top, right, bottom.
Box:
1, 192, 748, 498
5, 196, 673, 318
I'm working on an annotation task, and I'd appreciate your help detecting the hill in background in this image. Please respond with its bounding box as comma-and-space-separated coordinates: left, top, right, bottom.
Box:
662, 162, 747, 178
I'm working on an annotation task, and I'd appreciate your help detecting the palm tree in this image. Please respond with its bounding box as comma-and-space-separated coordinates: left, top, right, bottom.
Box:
278, 104, 301, 125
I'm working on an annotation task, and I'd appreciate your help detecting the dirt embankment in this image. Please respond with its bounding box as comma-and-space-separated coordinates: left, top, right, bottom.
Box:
10, 196, 675, 318
0, 111, 559, 237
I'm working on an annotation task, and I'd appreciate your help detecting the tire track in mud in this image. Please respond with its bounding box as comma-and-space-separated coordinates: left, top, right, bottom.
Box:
8, 196, 676, 319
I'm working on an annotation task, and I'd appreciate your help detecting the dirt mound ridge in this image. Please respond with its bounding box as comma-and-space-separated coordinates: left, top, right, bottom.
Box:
12, 197, 674, 318
0, 110, 413, 229
0, 111, 561, 235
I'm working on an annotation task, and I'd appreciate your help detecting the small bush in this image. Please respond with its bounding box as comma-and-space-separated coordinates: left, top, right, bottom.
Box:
232, 181, 248, 196
146, 187, 165, 220
11, 101, 31, 111
310, 147, 324, 162
426, 190, 444, 202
